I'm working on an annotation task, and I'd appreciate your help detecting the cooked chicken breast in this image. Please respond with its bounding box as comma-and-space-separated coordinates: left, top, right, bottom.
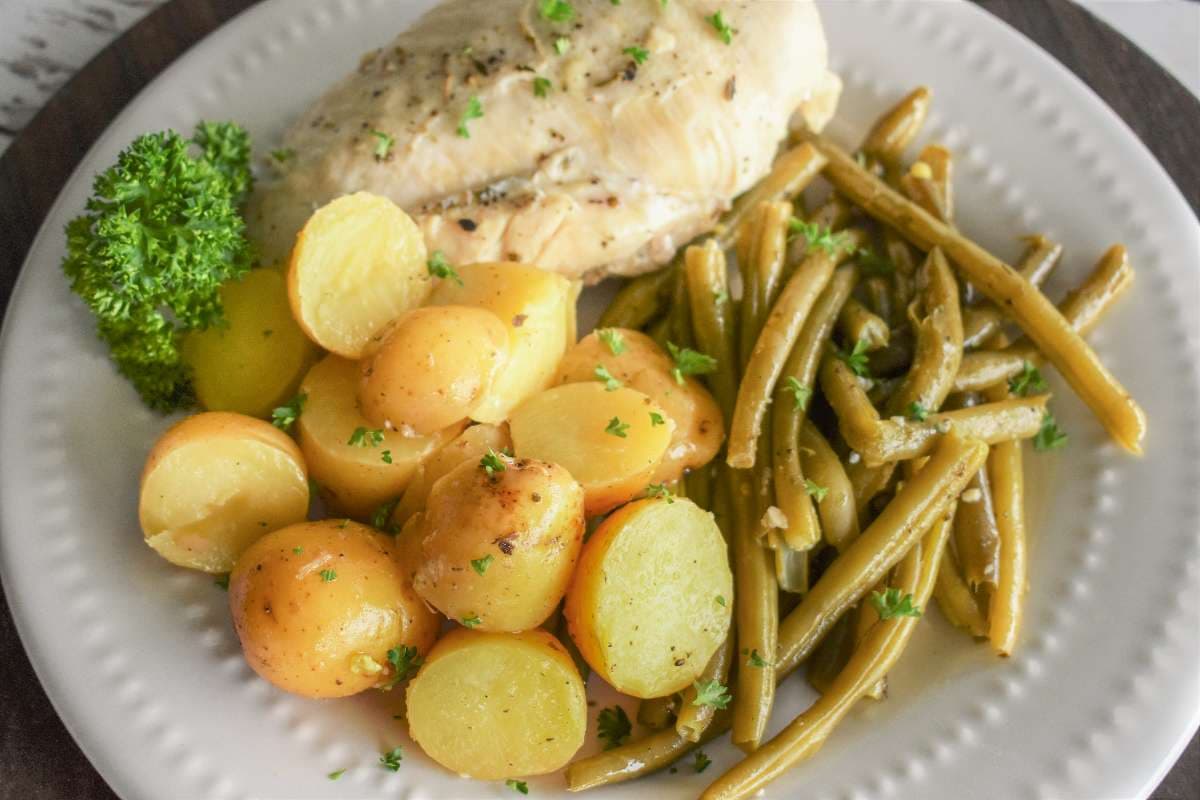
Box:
247, 0, 839, 281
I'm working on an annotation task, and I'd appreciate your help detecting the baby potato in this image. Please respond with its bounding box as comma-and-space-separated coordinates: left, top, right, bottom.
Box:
406, 628, 587, 779
358, 306, 509, 436
139, 412, 309, 573
554, 328, 724, 484
509, 382, 674, 516
564, 498, 733, 698
288, 192, 430, 358
230, 520, 440, 699
412, 453, 584, 632
297, 354, 464, 520
428, 262, 573, 423
183, 269, 319, 418
391, 423, 511, 527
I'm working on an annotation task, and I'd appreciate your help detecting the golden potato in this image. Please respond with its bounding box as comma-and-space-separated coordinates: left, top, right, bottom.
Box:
288, 192, 430, 358
183, 269, 319, 418
564, 498, 733, 698
509, 382, 674, 516
428, 262, 573, 423
297, 354, 464, 520
229, 520, 440, 699
412, 453, 584, 632
406, 628, 587, 779
554, 328, 724, 484
358, 306, 509, 436
139, 412, 309, 573
391, 423, 511, 527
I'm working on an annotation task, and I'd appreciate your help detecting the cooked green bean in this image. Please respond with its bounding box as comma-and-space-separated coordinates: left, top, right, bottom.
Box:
598, 268, 672, 329
820, 356, 882, 452
853, 574, 888, 701
838, 298, 890, 351
669, 261, 695, 349
798, 420, 860, 552
685, 241, 738, 418
676, 635, 736, 742
953, 350, 1027, 394
847, 461, 897, 520
987, 402, 1027, 657
775, 434, 987, 677
900, 143, 954, 221
933, 549, 989, 638
961, 306, 1006, 350
861, 276, 894, 325
953, 461, 1001, 587
809, 133, 1146, 455
805, 612, 856, 695
1058, 244, 1132, 338
885, 247, 963, 417
717, 142, 827, 250
860, 86, 931, 167
638, 695, 679, 730
738, 201, 793, 369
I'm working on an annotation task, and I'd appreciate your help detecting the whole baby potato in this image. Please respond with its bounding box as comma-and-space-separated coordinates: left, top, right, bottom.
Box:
412, 453, 585, 632
229, 520, 440, 699
358, 306, 509, 436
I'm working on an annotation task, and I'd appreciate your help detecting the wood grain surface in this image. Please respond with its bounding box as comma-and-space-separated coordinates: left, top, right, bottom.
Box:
0, 1, 1196, 799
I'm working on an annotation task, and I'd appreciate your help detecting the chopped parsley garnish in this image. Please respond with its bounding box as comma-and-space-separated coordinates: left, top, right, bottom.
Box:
716, 595, 727, 606
381, 449, 393, 464
461, 614, 482, 628
907, 402, 929, 422
319, 569, 337, 583
270, 147, 295, 163
649, 411, 666, 427
597, 705, 632, 750
594, 364, 622, 391
834, 339, 872, 378
371, 130, 394, 161
623, 45, 649, 65
538, 0, 575, 23
692, 679, 732, 709
371, 498, 400, 532
480, 448, 507, 477
1034, 412, 1068, 451
457, 95, 483, 139
666, 342, 718, 384
804, 479, 828, 502
597, 328, 626, 354
787, 217, 855, 256
471, 555, 494, 575
292, 546, 303, 555
705, 10, 736, 44
214, 574, 229, 590
380, 645, 422, 690
379, 747, 403, 772
348, 427, 385, 447
271, 393, 306, 431
747, 649, 769, 668
605, 417, 630, 438
554, 36, 571, 55
506, 780, 530, 795
857, 246, 895, 276
782, 377, 811, 411
1009, 361, 1049, 396
533, 76, 553, 97
693, 750, 712, 773
870, 587, 921, 620
327, 769, 346, 781
427, 250, 463, 285
714, 288, 730, 305
646, 483, 675, 503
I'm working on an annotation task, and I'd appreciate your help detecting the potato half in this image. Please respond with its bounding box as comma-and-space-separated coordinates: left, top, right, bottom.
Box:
297, 354, 464, 519
139, 412, 309, 573
564, 497, 733, 698
288, 192, 430, 358
428, 262, 573, 423
509, 382, 674, 515
406, 628, 587, 779
554, 328, 724, 483
358, 306, 509, 436
412, 453, 585, 632
230, 520, 440, 699
183, 268, 319, 418
391, 423, 512, 528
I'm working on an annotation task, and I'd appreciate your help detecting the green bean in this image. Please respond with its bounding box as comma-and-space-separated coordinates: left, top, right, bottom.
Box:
638, 695, 679, 731
1058, 244, 1132, 338
717, 142, 827, 250
860, 86, 932, 167
738, 201, 793, 369
669, 261, 695, 350
852, 574, 889, 701
798, 420, 860, 551
786, 197, 854, 266
953, 460, 1001, 587
805, 612, 856, 695
775, 434, 987, 677
962, 306, 1006, 350
861, 276, 894, 325
808, 133, 1146, 455
847, 461, 897, 520
987, 393, 1027, 656
900, 144, 954, 222
933, 549, 989, 638
676, 633, 736, 742
598, 268, 672, 329
685, 241, 738, 418
961, 235, 1063, 348
820, 356, 881, 453
953, 350, 1027, 394
838, 298, 890, 351
647, 314, 671, 348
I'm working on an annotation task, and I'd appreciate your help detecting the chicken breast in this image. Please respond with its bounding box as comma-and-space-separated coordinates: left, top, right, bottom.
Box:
247, 0, 839, 281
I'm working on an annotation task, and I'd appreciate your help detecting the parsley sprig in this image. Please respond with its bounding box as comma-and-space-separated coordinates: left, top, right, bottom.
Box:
480, 448, 507, 477
782, 377, 811, 411
788, 217, 856, 256
834, 339, 872, 378
1034, 412, 1068, 451
348, 427, 385, 447
605, 417, 630, 438
597, 705, 632, 750
705, 10, 736, 44
870, 587, 921, 620
804, 479, 828, 502
457, 95, 483, 139
692, 679, 732, 709
666, 342, 718, 384
597, 328, 626, 354
1009, 361, 1049, 396
907, 402, 929, 422
271, 393, 306, 432
427, 250, 463, 285
379, 746, 403, 772
371, 130, 394, 161
594, 364, 622, 391
539, 0, 575, 22
646, 483, 675, 503
379, 645, 422, 690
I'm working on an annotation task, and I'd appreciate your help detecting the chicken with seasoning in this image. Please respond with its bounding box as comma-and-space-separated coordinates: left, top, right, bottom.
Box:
247, 0, 840, 280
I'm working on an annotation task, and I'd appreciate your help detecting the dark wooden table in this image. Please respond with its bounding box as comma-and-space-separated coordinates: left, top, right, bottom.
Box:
0, 1, 1196, 798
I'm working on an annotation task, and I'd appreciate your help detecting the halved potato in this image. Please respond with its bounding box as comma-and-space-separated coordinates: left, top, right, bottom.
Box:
391, 423, 511, 527
554, 328, 724, 483
428, 262, 573, 423
406, 628, 587, 779
297, 354, 464, 519
183, 269, 319, 418
288, 192, 430, 358
412, 453, 585, 632
358, 306, 509, 435
564, 498, 733, 698
509, 382, 674, 515
230, 520, 440, 699
139, 412, 309, 573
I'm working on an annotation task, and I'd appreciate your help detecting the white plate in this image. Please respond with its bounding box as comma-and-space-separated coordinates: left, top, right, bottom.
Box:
2, 1, 1198, 798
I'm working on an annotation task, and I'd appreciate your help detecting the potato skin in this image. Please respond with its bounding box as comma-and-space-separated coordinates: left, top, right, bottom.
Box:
406, 627, 587, 779
358, 306, 509, 435
564, 498, 733, 698
412, 454, 585, 632
139, 412, 309, 573
229, 520, 439, 699
554, 328, 724, 483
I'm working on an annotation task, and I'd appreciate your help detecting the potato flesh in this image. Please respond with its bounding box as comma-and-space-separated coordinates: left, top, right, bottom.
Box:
288, 192, 431, 358
554, 328, 724, 483
392, 423, 511, 527
413, 455, 585, 632
183, 268, 318, 418
564, 498, 733, 698
298, 355, 463, 519
429, 262, 573, 423
229, 520, 440, 699
406, 628, 586, 779
358, 306, 509, 435
139, 412, 308, 573
509, 382, 674, 516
